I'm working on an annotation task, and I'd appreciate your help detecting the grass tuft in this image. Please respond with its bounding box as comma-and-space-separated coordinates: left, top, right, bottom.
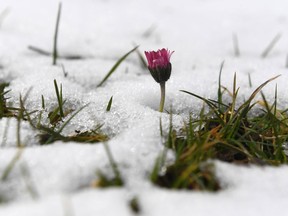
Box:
152, 73, 287, 191
38, 104, 108, 145
151, 114, 220, 191
182, 74, 287, 164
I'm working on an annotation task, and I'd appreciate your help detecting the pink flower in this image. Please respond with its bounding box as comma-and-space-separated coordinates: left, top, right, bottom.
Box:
144, 48, 174, 83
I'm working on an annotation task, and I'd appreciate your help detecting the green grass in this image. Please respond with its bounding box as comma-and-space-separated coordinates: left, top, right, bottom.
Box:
36, 81, 108, 144
0, 82, 16, 118
106, 96, 113, 112
52, 2, 62, 65
97, 46, 139, 87
92, 142, 124, 188
2, 40, 288, 200
261, 33, 282, 58
28, 3, 85, 62
129, 196, 141, 214
151, 71, 287, 191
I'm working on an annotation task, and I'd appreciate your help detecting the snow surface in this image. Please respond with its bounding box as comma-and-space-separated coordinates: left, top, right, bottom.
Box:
1, 0, 288, 215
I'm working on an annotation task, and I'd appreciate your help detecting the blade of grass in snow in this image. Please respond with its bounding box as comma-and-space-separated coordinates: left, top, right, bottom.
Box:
28, 46, 51, 56
53, 2, 62, 65
142, 25, 156, 38
217, 61, 224, 110
261, 33, 282, 58
61, 64, 68, 77
232, 33, 240, 57
180, 90, 225, 126
103, 142, 123, 186
0, 83, 10, 118
151, 111, 220, 191
237, 75, 280, 114
248, 73, 252, 88
54, 79, 64, 118
106, 96, 113, 112
133, 44, 147, 69
17, 90, 34, 147
41, 95, 45, 109
94, 142, 124, 187
20, 162, 39, 200
17, 95, 24, 147
28, 45, 86, 60
1, 118, 10, 147
1, 148, 23, 181
57, 104, 89, 134
0, 8, 10, 28
128, 196, 141, 214
97, 46, 139, 87
39, 104, 89, 144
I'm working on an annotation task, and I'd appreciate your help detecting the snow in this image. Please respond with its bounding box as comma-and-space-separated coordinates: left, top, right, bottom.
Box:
1, 0, 288, 215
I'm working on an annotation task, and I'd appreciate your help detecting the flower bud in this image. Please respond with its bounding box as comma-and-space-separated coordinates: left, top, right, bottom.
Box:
144, 48, 174, 83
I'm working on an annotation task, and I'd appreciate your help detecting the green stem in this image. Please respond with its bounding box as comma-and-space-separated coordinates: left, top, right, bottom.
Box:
159, 82, 166, 112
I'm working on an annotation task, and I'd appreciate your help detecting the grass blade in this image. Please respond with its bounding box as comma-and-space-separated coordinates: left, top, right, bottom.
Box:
217, 61, 224, 110
248, 73, 252, 88
133, 44, 147, 69
1, 148, 23, 181
180, 90, 225, 125
106, 96, 113, 112
102, 142, 123, 186
0, 8, 10, 28
28, 46, 51, 56
97, 46, 139, 87
238, 75, 280, 113
44, 104, 89, 144
54, 79, 64, 118
261, 33, 282, 58
53, 2, 62, 65
232, 33, 240, 57
57, 104, 89, 134
41, 95, 45, 109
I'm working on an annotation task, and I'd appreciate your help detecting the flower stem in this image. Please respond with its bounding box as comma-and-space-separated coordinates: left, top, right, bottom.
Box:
159, 82, 166, 112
